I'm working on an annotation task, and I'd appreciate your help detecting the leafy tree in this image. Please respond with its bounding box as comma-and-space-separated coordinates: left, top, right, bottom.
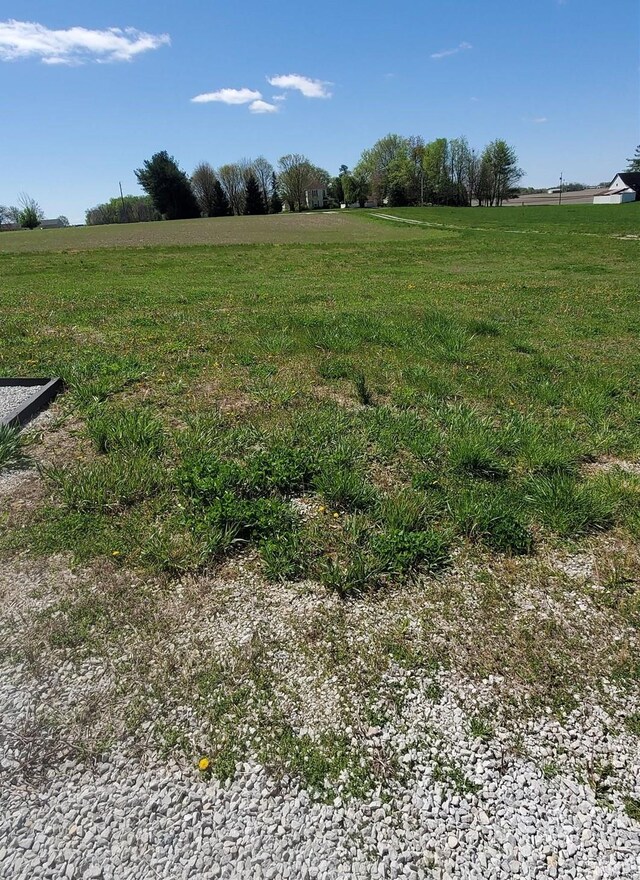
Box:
86, 195, 160, 225
269, 173, 283, 214
355, 134, 411, 203
342, 173, 369, 207
191, 162, 219, 217
479, 140, 523, 206
244, 172, 266, 215
626, 145, 640, 173
333, 175, 345, 204
6, 206, 21, 225
134, 151, 200, 220
18, 193, 44, 229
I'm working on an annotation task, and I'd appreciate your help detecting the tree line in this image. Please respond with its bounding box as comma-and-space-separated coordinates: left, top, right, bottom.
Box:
0, 194, 68, 229
86, 134, 528, 225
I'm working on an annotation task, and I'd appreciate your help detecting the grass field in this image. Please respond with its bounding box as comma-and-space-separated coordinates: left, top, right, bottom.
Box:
1, 204, 639, 795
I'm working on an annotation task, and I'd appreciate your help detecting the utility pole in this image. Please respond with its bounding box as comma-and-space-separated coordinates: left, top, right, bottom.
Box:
558, 171, 563, 206
119, 181, 126, 221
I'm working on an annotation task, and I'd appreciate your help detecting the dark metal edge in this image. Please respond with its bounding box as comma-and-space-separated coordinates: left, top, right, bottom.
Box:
0, 378, 64, 428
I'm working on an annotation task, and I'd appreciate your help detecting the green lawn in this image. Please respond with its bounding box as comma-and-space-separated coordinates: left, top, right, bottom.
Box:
1, 205, 639, 583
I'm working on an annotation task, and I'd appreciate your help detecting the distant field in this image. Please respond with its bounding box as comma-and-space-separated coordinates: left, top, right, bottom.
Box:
1, 202, 635, 255
0, 210, 426, 253
502, 187, 606, 207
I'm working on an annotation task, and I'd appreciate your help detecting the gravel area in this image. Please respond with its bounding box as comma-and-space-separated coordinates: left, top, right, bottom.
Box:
1, 657, 639, 879
0, 384, 44, 424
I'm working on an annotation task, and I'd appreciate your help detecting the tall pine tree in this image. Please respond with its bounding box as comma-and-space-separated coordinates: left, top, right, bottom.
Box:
244, 173, 266, 215
134, 151, 200, 220
269, 172, 283, 214
212, 180, 231, 217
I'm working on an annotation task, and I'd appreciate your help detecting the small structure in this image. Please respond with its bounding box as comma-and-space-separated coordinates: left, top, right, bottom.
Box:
40, 218, 66, 229
0, 378, 63, 428
304, 184, 326, 210
593, 173, 640, 204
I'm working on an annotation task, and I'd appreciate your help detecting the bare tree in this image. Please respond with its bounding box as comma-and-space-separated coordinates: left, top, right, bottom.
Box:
191, 162, 218, 217
277, 154, 315, 211
217, 163, 247, 215
252, 156, 275, 212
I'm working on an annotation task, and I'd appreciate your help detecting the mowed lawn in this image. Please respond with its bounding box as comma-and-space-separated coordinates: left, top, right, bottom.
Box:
1, 205, 640, 788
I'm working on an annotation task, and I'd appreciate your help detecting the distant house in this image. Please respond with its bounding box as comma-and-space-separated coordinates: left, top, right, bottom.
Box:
593, 173, 640, 204
40, 218, 66, 229
304, 184, 326, 209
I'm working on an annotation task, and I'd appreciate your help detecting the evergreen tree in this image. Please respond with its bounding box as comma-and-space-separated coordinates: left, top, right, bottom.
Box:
134, 151, 200, 220
244, 172, 266, 215
269, 173, 283, 214
211, 180, 231, 217
626, 145, 640, 173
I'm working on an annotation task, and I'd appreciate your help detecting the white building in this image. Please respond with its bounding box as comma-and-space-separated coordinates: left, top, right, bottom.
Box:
593, 173, 640, 204
304, 184, 326, 209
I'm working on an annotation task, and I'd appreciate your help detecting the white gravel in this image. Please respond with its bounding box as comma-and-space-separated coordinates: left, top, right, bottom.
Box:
0, 384, 44, 423
1, 655, 639, 879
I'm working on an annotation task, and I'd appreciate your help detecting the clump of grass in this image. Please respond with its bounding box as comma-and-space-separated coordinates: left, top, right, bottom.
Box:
469, 714, 494, 741
624, 797, 640, 822
524, 473, 614, 536
376, 489, 432, 532
313, 466, 377, 511
452, 486, 534, 555
353, 372, 374, 406
448, 434, 507, 480
320, 551, 381, 598
317, 358, 353, 380
86, 406, 166, 456
468, 318, 501, 337
260, 530, 308, 581
0, 424, 29, 472
43, 455, 165, 513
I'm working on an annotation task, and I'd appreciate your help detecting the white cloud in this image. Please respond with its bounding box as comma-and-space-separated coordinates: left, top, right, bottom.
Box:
249, 99, 278, 114
191, 87, 262, 105
533, 116, 548, 124
267, 73, 332, 98
431, 41, 472, 60
272, 94, 287, 102
0, 19, 170, 65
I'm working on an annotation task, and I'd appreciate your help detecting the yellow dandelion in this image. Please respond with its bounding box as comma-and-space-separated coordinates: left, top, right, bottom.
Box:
198, 757, 210, 772
318, 505, 326, 513
333, 512, 340, 519
112, 551, 121, 556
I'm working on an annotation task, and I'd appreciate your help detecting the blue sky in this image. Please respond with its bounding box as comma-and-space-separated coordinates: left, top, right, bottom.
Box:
1, 1, 638, 223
